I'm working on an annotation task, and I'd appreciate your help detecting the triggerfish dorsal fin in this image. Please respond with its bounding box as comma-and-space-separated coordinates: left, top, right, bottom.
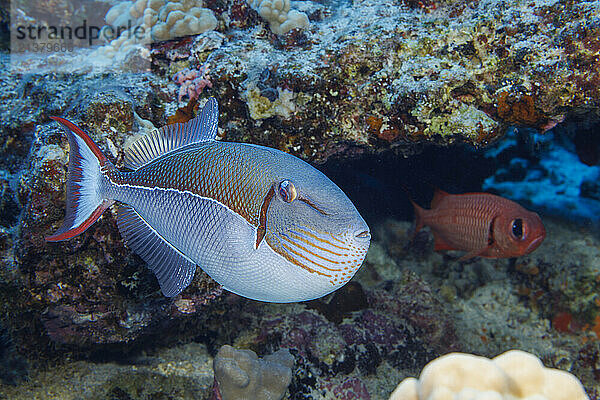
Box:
430, 187, 450, 209
124, 97, 219, 170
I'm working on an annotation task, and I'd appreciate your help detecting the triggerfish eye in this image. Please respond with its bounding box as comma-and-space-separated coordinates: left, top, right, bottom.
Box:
278, 180, 297, 203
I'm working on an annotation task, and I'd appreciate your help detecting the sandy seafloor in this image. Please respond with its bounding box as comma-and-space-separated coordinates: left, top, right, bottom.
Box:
1, 0, 600, 398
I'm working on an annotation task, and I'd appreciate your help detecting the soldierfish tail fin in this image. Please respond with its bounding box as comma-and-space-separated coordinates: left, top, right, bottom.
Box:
399, 185, 426, 236
46, 117, 114, 242
409, 198, 426, 235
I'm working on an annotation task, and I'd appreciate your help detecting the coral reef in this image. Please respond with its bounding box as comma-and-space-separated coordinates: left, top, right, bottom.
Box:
217, 272, 457, 399
173, 65, 213, 102
389, 350, 589, 400
213, 345, 294, 400
196, 0, 600, 162
8, 0, 599, 161
0, 342, 214, 399
0, 324, 28, 385
244, 84, 297, 120
371, 217, 600, 395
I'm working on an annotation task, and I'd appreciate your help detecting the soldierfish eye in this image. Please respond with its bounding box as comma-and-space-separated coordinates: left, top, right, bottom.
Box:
278, 180, 297, 203
511, 218, 524, 239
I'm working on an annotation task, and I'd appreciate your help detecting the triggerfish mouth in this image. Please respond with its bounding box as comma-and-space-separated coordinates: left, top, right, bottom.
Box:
46, 98, 371, 302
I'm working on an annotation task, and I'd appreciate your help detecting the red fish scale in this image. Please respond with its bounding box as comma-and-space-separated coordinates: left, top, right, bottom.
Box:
424, 194, 505, 251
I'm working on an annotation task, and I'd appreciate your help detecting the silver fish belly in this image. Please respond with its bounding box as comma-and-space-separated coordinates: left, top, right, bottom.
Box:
47, 98, 371, 302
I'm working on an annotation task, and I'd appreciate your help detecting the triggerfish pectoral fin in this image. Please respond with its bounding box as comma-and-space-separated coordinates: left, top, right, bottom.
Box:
45, 116, 114, 242
116, 205, 197, 297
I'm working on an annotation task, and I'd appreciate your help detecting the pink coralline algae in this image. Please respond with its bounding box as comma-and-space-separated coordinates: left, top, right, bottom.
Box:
173, 66, 212, 102
328, 377, 371, 400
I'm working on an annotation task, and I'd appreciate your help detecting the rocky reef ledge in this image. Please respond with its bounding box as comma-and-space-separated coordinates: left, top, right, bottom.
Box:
0, 0, 598, 393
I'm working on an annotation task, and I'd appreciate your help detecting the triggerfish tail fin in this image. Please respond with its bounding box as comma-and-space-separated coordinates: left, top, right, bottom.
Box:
46, 116, 114, 242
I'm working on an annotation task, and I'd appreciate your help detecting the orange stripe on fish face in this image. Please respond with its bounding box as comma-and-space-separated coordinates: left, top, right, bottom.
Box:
277, 241, 332, 277
266, 223, 368, 285
292, 227, 349, 250
280, 233, 344, 271
287, 230, 347, 257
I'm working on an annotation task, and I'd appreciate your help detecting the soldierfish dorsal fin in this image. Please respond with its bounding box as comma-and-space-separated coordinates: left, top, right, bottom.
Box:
430, 187, 450, 209
124, 97, 219, 170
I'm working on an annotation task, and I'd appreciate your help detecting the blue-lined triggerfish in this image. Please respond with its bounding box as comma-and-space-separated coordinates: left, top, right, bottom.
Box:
46, 98, 371, 302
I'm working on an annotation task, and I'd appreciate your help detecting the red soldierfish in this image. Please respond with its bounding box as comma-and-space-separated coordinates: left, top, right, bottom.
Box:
410, 189, 545, 260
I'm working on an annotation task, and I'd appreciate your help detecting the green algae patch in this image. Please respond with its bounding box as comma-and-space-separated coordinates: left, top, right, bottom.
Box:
426, 103, 498, 142
0, 343, 214, 400
245, 85, 298, 120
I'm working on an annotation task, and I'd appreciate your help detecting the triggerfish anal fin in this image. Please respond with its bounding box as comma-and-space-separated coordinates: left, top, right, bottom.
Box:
123, 97, 219, 170
46, 116, 114, 242
116, 204, 197, 297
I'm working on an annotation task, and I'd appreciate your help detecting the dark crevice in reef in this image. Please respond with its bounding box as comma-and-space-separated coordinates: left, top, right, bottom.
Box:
0, 323, 29, 385
319, 145, 497, 226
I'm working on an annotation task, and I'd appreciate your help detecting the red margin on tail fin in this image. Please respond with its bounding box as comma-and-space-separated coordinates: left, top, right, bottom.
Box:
46, 200, 112, 242
49, 116, 108, 165
45, 117, 113, 242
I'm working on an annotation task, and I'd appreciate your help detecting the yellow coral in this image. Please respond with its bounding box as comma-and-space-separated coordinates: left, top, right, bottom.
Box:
247, 0, 309, 35
389, 350, 589, 400
99, 0, 217, 58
